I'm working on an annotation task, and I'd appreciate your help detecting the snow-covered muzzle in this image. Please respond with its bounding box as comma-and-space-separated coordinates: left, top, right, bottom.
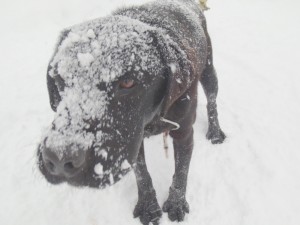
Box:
37, 16, 167, 188
39, 83, 142, 187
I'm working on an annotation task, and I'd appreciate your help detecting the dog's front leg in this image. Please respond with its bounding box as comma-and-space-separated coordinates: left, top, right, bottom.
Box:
133, 142, 162, 225
163, 128, 193, 222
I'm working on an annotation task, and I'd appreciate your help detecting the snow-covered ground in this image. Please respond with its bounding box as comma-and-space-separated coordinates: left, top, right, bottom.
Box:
1, 0, 300, 224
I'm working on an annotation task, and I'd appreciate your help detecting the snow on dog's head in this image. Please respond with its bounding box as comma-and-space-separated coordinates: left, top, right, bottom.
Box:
37, 15, 167, 188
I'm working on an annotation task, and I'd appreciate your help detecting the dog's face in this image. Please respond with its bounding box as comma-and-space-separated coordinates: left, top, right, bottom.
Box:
37, 16, 169, 188
38, 16, 191, 188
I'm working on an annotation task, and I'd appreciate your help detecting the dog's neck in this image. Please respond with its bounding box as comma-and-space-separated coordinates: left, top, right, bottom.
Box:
144, 96, 179, 137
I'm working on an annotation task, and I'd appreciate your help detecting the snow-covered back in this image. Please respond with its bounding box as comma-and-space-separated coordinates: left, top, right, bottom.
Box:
1, 0, 300, 225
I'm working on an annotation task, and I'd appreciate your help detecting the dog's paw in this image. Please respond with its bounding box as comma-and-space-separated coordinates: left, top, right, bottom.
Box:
162, 197, 189, 222
133, 192, 162, 225
206, 126, 226, 144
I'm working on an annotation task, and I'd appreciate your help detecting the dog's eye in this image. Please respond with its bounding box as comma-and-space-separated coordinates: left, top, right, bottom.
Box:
119, 80, 135, 89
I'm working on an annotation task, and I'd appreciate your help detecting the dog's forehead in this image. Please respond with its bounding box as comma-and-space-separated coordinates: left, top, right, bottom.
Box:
49, 16, 161, 86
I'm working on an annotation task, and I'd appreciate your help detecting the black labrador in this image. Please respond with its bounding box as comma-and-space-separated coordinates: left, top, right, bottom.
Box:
37, 0, 225, 224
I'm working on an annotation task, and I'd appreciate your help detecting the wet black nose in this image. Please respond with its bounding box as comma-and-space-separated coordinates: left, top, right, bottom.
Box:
42, 147, 86, 178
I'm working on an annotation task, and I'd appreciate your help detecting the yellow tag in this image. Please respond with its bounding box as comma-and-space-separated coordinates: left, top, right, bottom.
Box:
199, 0, 210, 11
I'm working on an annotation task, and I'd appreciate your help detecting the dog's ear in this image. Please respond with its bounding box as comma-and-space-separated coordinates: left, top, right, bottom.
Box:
150, 30, 194, 117
47, 30, 70, 112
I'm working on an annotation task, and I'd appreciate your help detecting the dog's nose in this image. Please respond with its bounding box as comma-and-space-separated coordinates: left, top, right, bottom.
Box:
42, 147, 86, 178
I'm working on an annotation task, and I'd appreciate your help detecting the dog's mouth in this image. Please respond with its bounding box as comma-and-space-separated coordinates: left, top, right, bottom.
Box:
37, 146, 132, 188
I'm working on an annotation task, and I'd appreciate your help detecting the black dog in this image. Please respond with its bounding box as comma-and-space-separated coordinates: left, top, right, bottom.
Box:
38, 0, 225, 224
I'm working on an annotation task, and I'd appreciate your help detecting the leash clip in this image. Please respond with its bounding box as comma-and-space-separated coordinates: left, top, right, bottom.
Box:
160, 117, 180, 130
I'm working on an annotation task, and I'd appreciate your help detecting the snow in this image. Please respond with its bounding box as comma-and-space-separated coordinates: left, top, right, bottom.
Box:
86, 29, 96, 39
169, 63, 177, 74
94, 163, 104, 176
1, 0, 300, 225
43, 83, 107, 154
121, 160, 131, 170
51, 14, 162, 84
97, 149, 108, 160
77, 52, 94, 67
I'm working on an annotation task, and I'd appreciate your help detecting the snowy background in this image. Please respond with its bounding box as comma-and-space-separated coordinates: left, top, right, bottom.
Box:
1, 0, 300, 224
